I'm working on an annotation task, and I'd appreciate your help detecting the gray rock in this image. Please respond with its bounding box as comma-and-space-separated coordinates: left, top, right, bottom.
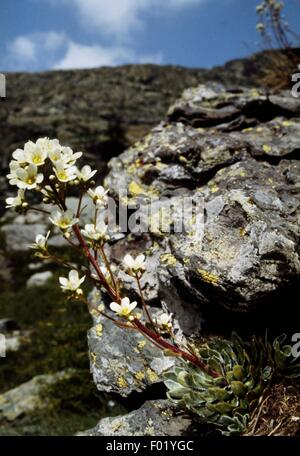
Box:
26, 271, 53, 288
4, 331, 31, 353
1, 223, 47, 252
88, 291, 175, 397
104, 83, 300, 327
77, 400, 193, 436
0, 370, 76, 421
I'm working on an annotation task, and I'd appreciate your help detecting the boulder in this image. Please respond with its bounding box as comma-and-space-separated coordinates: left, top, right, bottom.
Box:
0, 370, 76, 421
104, 83, 300, 329
87, 291, 175, 397
26, 271, 53, 288
77, 400, 194, 436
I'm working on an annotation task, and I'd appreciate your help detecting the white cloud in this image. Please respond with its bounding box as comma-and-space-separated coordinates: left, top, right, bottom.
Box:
54, 41, 163, 69
8, 36, 37, 63
5, 0, 208, 71
6, 32, 67, 70
4, 32, 163, 71
60, 0, 206, 37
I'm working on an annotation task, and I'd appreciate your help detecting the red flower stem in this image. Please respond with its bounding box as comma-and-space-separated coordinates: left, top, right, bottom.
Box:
132, 318, 219, 378
73, 223, 218, 378
73, 224, 118, 301
135, 273, 158, 334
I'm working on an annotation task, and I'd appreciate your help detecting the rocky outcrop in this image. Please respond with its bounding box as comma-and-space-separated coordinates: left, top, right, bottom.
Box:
78, 400, 194, 436
104, 84, 300, 328
88, 291, 175, 397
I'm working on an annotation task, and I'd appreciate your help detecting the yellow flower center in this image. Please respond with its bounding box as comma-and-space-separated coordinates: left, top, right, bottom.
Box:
58, 171, 68, 181
33, 155, 42, 164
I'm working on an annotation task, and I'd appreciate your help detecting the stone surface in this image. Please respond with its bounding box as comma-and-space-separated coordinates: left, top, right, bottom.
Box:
0, 370, 76, 421
88, 291, 175, 397
77, 400, 193, 436
26, 271, 53, 288
1, 223, 47, 252
104, 83, 300, 328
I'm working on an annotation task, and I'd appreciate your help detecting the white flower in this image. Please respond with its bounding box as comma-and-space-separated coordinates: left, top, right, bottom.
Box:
60, 146, 82, 167
256, 22, 265, 32
110, 297, 138, 318
59, 270, 85, 293
37, 138, 62, 163
156, 313, 173, 330
53, 161, 78, 183
30, 231, 50, 251
123, 254, 146, 274
87, 186, 108, 206
77, 165, 97, 182
5, 189, 25, 208
14, 164, 43, 189
256, 4, 265, 13
49, 209, 79, 230
81, 220, 108, 242
24, 141, 47, 166
12, 148, 27, 163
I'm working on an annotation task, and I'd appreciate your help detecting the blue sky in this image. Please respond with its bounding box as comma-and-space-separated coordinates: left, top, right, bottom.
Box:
1, 0, 300, 72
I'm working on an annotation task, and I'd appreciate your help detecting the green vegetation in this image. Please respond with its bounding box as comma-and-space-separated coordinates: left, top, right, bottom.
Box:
0, 249, 125, 436
164, 333, 300, 435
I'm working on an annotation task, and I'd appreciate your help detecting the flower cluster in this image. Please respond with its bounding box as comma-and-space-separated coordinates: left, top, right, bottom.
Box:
6, 138, 206, 392
5, 138, 99, 212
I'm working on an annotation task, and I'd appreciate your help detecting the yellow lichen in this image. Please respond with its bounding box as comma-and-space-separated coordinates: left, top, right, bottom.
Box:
112, 421, 123, 432
95, 323, 103, 337
138, 340, 146, 350
129, 181, 143, 196
262, 144, 272, 154
210, 183, 219, 193
197, 268, 219, 285
250, 88, 260, 98
160, 253, 177, 267
135, 371, 145, 381
179, 155, 188, 163
239, 227, 247, 237
117, 376, 128, 389
146, 368, 159, 383
90, 352, 97, 365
